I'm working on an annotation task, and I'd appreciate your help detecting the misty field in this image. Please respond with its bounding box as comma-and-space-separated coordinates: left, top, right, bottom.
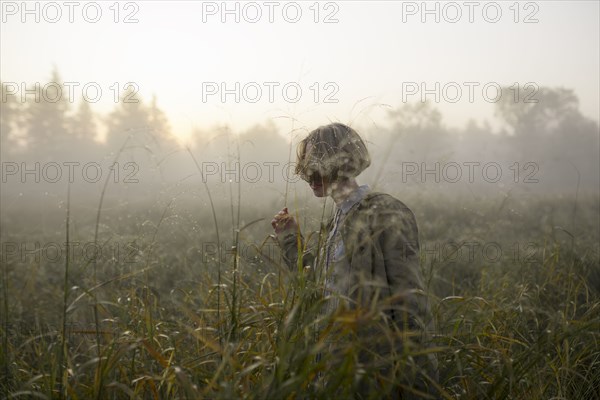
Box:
1, 186, 599, 399
2, 80, 600, 398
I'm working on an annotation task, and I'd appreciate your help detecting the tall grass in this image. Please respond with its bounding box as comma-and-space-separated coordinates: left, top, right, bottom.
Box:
57, 183, 71, 399
1, 144, 599, 399
186, 145, 223, 345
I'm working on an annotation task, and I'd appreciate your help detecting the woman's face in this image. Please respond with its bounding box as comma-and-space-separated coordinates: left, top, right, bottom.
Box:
305, 142, 330, 197
308, 171, 329, 197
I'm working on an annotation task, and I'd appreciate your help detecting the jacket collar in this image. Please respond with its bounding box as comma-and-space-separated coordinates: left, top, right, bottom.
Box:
335, 184, 371, 215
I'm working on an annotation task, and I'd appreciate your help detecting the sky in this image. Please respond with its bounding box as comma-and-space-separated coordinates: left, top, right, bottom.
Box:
1, 0, 599, 141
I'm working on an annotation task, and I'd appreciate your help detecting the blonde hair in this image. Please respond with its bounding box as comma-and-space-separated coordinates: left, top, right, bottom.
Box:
295, 122, 371, 182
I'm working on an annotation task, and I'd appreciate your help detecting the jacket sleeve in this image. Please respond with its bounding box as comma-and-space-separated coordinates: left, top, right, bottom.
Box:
277, 231, 316, 272
343, 197, 420, 300
377, 202, 440, 388
371, 197, 432, 332
347, 195, 440, 390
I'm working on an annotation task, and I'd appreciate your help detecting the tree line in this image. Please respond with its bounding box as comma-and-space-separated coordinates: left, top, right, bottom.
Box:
1, 68, 598, 192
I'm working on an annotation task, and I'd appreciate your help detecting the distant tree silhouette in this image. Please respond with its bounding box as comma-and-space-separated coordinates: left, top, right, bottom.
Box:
71, 98, 97, 140
388, 101, 443, 132
495, 86, 599, 188
385, 101, 454, 163
104, 86, 179, 185
67, 97, 102, 161
495, 86, 580, 135
1, 81, 23, 160
21, 67, 72, 162
105, 87, 175, 153
105, 85, 151, 152
148, 94, 173, 144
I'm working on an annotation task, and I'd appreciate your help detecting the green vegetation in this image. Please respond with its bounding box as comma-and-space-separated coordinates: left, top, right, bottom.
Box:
1, 71, 599, 398
1, 190, 598, 399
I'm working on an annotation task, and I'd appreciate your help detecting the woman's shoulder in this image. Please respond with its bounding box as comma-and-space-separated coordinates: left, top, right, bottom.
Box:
343, 191, 419, 238
357, 191, 415, 213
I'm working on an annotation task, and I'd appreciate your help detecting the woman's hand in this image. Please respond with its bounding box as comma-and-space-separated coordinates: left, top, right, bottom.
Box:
271, 207, 298, 235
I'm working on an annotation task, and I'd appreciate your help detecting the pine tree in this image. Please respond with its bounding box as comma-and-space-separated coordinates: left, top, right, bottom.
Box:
22, 67, 72, 162
1, 81, 22, 160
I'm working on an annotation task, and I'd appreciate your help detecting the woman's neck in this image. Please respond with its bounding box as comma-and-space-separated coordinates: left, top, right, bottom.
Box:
331, 178, 359, 206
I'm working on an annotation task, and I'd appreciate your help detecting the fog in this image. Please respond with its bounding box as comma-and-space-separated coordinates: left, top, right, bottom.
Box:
1, 3, 600, 397
2, 77, 598, 227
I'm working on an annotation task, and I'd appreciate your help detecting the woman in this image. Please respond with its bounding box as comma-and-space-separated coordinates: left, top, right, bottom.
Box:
271, 122, 439, 398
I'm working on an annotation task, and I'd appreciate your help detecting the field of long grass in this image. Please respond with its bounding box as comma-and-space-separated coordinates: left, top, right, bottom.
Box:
1, 180, 599, 399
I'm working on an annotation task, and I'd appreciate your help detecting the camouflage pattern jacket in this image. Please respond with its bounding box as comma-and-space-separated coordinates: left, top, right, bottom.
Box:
278, 192, 440, 396
278, 192, 433, 334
